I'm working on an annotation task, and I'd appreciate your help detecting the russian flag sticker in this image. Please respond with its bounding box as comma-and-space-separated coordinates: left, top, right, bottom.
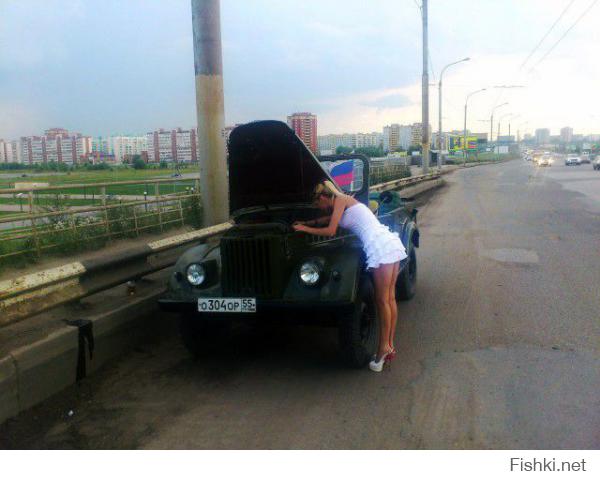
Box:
330, 160, 354, 187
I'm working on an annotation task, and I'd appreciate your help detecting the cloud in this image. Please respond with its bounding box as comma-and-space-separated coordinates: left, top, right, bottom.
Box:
305, 21, 349, 39
2, 0, 600, 139
361, 94, 413, 110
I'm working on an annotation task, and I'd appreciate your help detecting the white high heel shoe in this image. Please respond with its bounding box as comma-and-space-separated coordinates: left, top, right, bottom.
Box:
369, 351, 391, 372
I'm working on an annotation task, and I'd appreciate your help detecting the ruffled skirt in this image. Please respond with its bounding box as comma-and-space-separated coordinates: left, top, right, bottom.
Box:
361, 225, 408, 269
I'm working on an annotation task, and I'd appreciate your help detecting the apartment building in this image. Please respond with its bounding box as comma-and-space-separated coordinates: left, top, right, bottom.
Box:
317, 134, 355, 153
382, 124, 412, 152
287, 112, 318, 153
111, 136, 148, 163
535, 128, 551, 145
560, 127, 573, 143
92, 137, 111, 155
147, 128, 197, 163
19, 129, 92, 164
0, 139, 20, 163
355, 132, 383, 148
318, 132, 383, 154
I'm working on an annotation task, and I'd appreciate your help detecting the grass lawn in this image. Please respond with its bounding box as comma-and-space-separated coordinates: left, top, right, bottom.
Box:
0, 167, 199, 195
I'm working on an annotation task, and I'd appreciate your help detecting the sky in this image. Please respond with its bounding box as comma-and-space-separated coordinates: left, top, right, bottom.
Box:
1, 0, 600, 140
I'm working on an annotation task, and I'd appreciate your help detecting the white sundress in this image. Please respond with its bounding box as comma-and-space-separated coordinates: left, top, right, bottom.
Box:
338, 202, 408, 269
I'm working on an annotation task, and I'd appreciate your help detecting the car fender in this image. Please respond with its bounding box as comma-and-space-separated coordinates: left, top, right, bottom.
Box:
401, 220, 419, 250
168, 242, 220, 292
282, 248, 363, 305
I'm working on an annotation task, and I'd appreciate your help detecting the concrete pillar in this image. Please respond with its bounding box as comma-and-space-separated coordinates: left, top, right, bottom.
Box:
191, 0, 229, 225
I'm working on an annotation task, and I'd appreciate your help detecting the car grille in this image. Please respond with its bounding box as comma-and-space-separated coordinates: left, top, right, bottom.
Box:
221, 236, 282, 297
307, 231, 352, 244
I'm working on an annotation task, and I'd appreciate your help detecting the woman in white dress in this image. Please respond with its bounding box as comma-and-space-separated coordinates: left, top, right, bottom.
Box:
293, 181, 408, 372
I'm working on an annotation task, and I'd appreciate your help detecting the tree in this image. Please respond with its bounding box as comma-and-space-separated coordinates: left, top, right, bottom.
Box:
336, 146, 353, 154
355, 146, 384, 158
132, 156, 146, 170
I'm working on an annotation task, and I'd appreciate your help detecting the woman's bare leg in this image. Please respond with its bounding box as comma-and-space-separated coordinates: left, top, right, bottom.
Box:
372, 263, 394, 359
388, 261, 400, 351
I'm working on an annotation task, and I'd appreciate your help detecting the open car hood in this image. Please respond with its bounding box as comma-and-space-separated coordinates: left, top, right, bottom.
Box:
227, 121, 334, 215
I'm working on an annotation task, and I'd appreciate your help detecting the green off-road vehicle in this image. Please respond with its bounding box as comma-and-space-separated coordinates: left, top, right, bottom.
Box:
159, 120, 419, 367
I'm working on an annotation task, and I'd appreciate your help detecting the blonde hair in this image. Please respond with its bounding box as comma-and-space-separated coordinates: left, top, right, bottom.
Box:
313, 180, 344, 200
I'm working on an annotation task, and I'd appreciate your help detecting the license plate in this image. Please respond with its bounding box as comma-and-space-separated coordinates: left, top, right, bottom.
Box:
198, 297, 256, 313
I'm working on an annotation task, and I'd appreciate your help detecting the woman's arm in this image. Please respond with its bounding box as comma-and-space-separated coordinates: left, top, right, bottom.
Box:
306, 215, 331, 226
293, 198, 346, 236
293, 215, 331, 228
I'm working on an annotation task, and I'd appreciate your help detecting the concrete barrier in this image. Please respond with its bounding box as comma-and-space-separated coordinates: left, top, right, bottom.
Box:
10, 326, 79, 411
0, 271, 176, 424
0, 356, 18, 422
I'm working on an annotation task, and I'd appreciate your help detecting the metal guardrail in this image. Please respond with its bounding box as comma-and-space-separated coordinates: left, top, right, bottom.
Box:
0, 222, 233, 326
0, 177, 202, 264
0, 172, 441, 326
371, 172, 439, 193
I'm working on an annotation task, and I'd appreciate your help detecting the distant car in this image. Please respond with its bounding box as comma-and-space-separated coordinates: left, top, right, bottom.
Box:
537, 155, 553, 167
580, 154, 591, 164
171, 172, 182, 178
593, 157, 600, 170
565, 156, 581, 166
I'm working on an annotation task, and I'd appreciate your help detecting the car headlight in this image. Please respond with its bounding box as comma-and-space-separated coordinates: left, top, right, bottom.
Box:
299, 261, 321, 286
186, 263, 206, 286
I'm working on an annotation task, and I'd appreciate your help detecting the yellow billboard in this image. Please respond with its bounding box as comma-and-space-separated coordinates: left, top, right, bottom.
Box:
450, 136, 478, 151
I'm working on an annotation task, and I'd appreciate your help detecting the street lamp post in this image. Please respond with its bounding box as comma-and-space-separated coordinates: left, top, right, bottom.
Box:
507, 114, 521, 138
489, 85, 525, 143
490, 102, 509, 144
517, 121, 529, 143
495, 112, 517, 161
438, 57, 470, 167
463, 88, 487, 166
498, 112, 515, 141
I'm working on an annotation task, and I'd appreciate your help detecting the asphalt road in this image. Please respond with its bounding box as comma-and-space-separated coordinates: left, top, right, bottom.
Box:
1, 159, 599, 449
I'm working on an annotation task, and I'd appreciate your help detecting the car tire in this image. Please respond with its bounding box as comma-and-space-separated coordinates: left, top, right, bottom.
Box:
396, 244, 417, 301
338, 275, 379, 368
179, 313, 231, 357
